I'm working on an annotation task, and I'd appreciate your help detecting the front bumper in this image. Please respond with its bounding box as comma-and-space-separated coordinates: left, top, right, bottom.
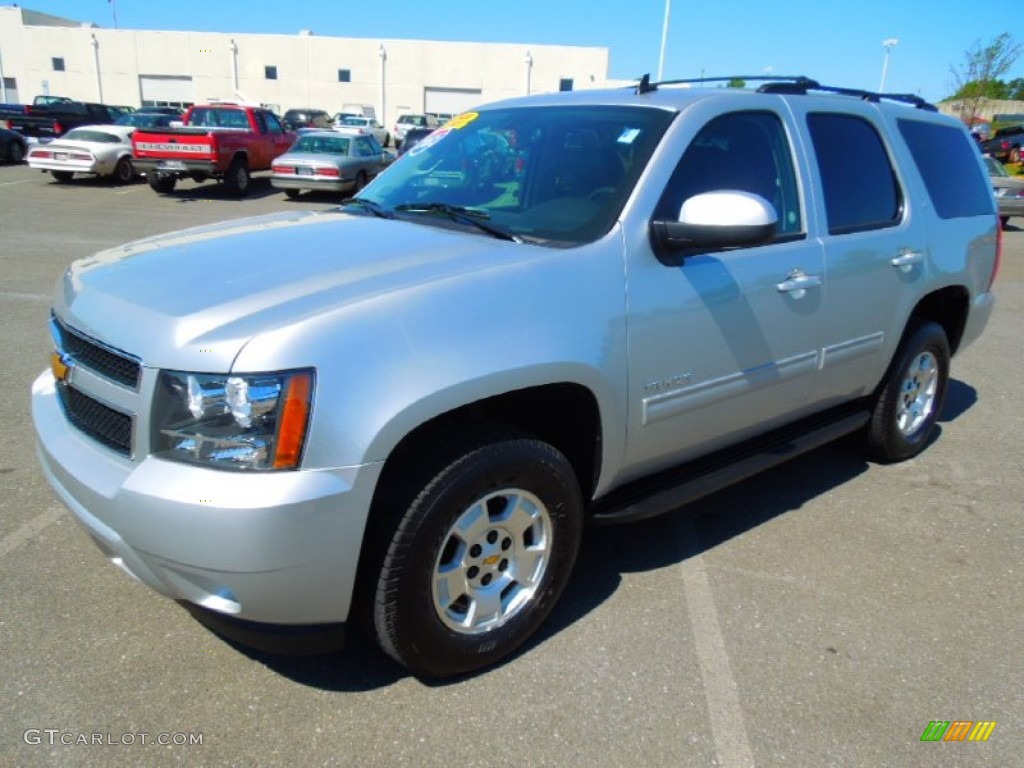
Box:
32, 370, 383, 627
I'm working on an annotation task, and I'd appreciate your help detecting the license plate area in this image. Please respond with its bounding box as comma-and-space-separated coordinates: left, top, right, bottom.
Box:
159, 160, 187, 171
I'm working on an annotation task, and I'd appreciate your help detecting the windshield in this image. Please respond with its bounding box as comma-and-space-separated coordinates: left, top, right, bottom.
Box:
341, 118, 369, 127
360, 105, 673, 246
985, 156, 1009, 177
293, 135, 351, 154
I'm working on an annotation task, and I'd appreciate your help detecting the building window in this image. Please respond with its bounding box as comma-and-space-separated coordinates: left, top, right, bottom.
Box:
338, 69, 351, 83
264, 65, 278, 80
52, 57, 65, 72
559, 78, 573, 92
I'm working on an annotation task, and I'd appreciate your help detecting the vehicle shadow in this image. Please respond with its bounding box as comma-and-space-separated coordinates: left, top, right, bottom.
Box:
164, 176, 284, 202
202, 384, 977, 691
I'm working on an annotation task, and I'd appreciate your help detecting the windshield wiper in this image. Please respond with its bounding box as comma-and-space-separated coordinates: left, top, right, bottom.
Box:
339, 197, 394, 219
393, 202, 522, 243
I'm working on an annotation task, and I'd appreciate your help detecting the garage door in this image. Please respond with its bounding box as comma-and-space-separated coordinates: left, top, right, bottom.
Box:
139, 75, 194, 108
424, 88, 483, 119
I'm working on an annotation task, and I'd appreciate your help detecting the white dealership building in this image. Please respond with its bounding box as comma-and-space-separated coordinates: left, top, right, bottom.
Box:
0, 6, 613, 126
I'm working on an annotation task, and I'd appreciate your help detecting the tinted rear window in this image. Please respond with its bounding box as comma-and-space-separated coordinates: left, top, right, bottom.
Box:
897, 119, 994, 219
807, 113, 902, 235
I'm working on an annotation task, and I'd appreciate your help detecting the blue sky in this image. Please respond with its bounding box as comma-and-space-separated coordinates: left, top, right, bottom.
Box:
14, 1, 1023, 103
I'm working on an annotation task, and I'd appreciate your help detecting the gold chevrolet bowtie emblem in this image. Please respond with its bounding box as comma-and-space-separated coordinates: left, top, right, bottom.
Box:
50, 351, 72, 384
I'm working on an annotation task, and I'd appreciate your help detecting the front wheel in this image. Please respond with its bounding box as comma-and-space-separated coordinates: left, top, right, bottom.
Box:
865, 321, 950, 462
371, 430, 583, 677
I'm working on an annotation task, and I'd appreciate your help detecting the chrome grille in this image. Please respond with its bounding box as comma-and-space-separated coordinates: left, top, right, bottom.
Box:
56, 385, 132, 456
51, 316, 141, 389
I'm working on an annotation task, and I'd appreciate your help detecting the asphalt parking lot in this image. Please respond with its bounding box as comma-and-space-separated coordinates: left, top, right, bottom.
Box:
1, 163, 1021, 767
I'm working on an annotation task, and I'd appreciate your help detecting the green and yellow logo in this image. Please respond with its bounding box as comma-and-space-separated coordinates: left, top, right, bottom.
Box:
920, 721, 997, 742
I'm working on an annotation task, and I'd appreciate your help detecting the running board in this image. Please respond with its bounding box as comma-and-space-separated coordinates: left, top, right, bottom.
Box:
589, 406, 870, 525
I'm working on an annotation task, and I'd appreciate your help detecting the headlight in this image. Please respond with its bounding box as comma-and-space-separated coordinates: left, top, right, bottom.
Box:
153, 369, 313, 470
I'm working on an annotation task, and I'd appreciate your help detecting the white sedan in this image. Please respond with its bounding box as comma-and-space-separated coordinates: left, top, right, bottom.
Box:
26, 124, 137, 184
333, 116, 390, 147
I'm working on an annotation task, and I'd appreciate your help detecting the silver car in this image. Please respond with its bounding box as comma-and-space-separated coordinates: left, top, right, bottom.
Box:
333, 115, 390, 147
26, 124, 136, 184
270, 131, 392, 198
984, 155, 1024, 226
32, 79, 998, 679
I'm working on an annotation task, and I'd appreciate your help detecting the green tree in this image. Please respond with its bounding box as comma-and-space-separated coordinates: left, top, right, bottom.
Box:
949, 33, 1022, 122
726, 78, 746, 89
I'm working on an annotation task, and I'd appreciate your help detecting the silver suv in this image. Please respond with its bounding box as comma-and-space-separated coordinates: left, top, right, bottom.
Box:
32, 77, 999, 678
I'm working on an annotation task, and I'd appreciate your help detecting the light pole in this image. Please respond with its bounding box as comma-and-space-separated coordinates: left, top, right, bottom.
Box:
879, 38, 898, 92
524, 50, 533, 96
657, 0, 671, 81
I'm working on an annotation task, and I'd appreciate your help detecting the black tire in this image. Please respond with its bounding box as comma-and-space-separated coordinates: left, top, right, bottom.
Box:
112, 156, 134, 185
371, 430, 583, 677
51, 170, 74, 183
223, 156, 250, 197
1000, 215, 1010, 228
148, 173, 176, 193
284, 189, 301, 199
7, 140, 25, 164
353, 171, 368, 194
865, 321, 950, 463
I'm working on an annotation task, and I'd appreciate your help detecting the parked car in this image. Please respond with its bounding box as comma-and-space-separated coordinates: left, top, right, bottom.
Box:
396, 126, 434, 156
32, 77, 998, 679
114, 112, 177, 129
271, 131, 393, 198
0, 126, 27, 164
983, 155, 1024, 226
980, 124, 1024, 163
393, 114, 438, 148
135, 106, 184, 116
26, 124, 136, 184
0, 99, 119, 141
334, 115, 389, 147
282, 109, 333, 132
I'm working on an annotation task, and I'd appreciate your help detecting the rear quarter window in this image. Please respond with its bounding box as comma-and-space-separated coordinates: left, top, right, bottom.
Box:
897, 119, 995, 219
807, 113, 902, 235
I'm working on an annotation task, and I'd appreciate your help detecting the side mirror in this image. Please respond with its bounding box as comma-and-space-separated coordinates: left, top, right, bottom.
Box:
650, 190, 778, 265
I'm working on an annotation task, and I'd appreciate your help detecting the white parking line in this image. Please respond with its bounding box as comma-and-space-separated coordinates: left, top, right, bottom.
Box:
675, 519, 755, 768
0, 179, 30, 187
0, 291, 51, 302
0, 507, 64, 558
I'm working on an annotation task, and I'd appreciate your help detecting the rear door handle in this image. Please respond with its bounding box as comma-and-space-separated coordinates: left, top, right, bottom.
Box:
891, 249, 924, 272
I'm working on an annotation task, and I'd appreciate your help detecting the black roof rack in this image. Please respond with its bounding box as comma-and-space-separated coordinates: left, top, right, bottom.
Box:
632, 74, 936, 111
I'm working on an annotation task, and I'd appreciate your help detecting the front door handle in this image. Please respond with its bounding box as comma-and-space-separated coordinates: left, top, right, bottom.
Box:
891, 249, 924, 272
776, 269, 822, 299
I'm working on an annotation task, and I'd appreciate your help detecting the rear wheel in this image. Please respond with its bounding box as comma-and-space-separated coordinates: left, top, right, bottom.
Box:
7, 140, 25, 164
112, 156, 134, 185
371, 429, 583, 677
865, 321, 950, 462
148, 173, 176, 193
51, 171, 74, 183
284, 189, 301, 199
223, 156, 250, 197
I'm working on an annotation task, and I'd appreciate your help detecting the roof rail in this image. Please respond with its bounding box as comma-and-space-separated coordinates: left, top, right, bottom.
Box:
630, 74, 937, 111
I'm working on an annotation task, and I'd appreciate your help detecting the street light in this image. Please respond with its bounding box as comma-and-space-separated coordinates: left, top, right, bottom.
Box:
657, 0, 671, 81
879, 38, 899, 92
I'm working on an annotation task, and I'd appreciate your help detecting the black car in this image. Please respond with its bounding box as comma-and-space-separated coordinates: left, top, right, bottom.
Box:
0, 127, 27, 164
397, 127, 435, 156
282, 109, 333, 131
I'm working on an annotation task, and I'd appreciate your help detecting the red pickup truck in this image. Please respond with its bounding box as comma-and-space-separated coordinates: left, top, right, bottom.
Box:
132, 103, 294, 196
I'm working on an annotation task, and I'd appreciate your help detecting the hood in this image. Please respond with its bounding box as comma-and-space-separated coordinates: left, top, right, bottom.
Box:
57, 209, 529, 372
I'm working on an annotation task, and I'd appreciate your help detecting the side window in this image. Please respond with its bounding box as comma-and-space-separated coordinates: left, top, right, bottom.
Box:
897, 119, 994, 219
264, 112, 284, 134
655, 111, 803, 236
807, 113, 901, 235
253, 110, 268, 134
354, 137, 375, 156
